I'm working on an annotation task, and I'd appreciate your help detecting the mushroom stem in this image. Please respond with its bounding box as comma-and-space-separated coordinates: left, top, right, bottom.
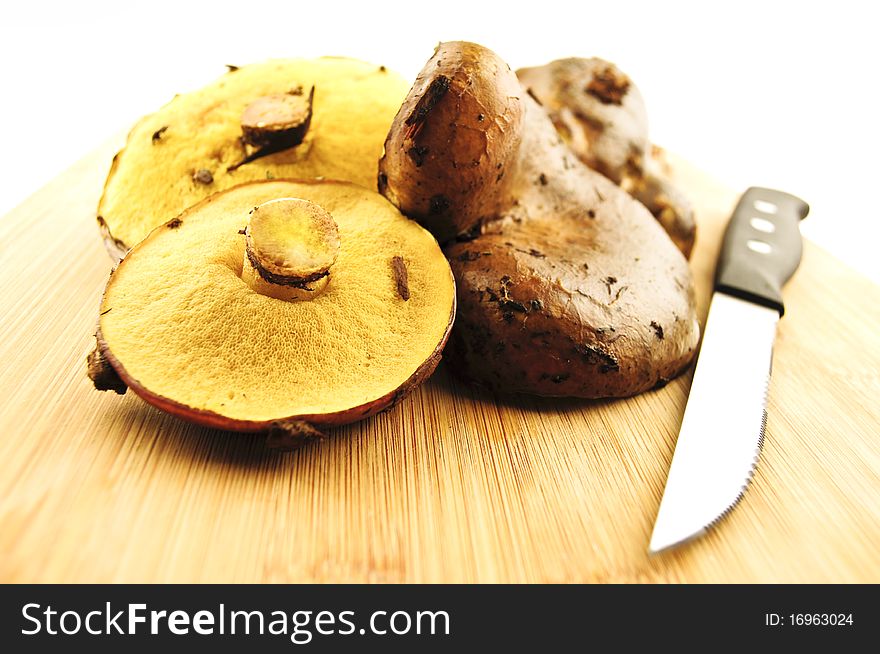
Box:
87, 344, 127, 394
242, 86, 314, 150
228, 87, 315, 171
241, 198, 340, 301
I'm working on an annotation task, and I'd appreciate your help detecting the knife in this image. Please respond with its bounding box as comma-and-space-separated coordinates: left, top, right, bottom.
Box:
649, 187, 809, 553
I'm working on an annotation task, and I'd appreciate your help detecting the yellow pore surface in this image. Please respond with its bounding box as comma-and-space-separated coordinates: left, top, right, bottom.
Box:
99, 58, 409, 250
100, 181, 455, 424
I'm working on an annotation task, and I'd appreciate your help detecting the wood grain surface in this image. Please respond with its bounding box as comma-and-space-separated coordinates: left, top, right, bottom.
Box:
1, 138, 878, 583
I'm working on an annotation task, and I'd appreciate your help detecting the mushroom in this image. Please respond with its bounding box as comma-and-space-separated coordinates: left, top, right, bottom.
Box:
97, 58, 408, 258
89, 180, 456, 446
379, 42, 699, 398
517, 57, 696, 257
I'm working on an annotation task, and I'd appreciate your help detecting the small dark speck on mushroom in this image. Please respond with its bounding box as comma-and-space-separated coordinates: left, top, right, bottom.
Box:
379, 65, 387, 72
429, 194, 450, 215
650, 320, 664, 339
525, 87, 543, 106
238, 228, 247, 235
151, 126, 168, 144
391, 256, 410, 301
587, 209, 596, 219
477, 113, 485, 121
193, 168, 214, 184
407, 145, 430, 167
225, 64, 240, 72
538, 173, 548, 186
455, 223, 481, 242
457, 250, 489, 262
603, 275, 618, 296
166, 218, 182, 229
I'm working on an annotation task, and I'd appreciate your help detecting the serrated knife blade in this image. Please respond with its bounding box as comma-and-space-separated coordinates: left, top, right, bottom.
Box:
649, 187, 809, 553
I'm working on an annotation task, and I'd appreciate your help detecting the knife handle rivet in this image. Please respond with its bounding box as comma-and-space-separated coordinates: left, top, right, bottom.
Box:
752, 199, 779, 214
749, 217, 776, 233
746, 239, 773, 255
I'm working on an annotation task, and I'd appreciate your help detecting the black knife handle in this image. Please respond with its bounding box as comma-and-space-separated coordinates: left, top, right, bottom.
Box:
715, 187, 809, 316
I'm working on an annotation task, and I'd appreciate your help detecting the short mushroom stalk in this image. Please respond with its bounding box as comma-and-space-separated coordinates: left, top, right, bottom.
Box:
241, 198, 340, 301
228, 87, 315, 171
241, 87, 314, 151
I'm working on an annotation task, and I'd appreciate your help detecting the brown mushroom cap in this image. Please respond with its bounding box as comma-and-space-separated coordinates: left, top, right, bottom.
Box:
517, 57, 649, 185
98, 58, 408, 258
444, 193, 697, 398
94, 180, 455, 431
379, 42, 699, 398
517, 57, 696, 257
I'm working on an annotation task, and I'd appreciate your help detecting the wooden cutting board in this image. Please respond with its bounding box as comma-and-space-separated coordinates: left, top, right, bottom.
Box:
1, 138, 878, 583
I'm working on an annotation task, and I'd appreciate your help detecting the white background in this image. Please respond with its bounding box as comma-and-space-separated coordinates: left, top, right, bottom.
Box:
2, 0, 878, 281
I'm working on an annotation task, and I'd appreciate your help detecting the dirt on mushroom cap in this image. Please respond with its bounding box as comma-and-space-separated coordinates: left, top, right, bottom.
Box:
97, 180, 455, 428
98, 58, 409, 257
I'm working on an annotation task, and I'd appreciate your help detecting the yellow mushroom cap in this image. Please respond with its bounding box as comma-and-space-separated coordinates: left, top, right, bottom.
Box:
96, 180, 455, 431
97, 58, 409, 257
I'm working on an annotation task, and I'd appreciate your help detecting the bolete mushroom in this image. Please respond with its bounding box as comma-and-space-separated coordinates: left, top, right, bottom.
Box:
98, 58, 409, 258
517, 57, 696, 257
89, 180, 455, 446
379, 42, 700, 398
